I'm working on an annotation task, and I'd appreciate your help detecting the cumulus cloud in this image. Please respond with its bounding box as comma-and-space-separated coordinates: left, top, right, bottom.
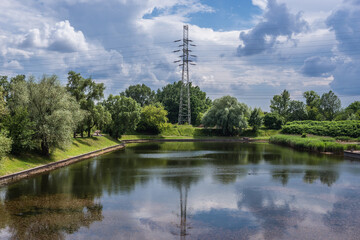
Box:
301, 56, 336, 77
21, 20, 89, 52
326, 0, 360, 95
237, 0, 308, 56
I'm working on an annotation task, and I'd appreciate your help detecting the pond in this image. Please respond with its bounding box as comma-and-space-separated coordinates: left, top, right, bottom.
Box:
1, 142, 360, 239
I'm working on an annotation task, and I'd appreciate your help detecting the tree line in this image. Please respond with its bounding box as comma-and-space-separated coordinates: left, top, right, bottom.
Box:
0, 72, 211, 157
1, 71, 359, 158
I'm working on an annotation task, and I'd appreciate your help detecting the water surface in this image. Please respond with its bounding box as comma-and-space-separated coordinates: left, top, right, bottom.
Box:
1, 142, 360, 239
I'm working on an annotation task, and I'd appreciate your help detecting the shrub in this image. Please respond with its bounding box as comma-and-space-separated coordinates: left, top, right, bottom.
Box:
264, 113, 284, 130
282, 120, 360, 138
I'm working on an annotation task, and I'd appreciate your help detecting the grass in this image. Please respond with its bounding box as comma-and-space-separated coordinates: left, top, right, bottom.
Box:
121, 125, 281, 140
0, 135, 120, 176
270, 134, 360, 153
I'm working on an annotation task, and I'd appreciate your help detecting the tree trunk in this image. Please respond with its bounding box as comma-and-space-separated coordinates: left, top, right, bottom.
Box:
41, 139, 50, 156
87, 128, 91, 138
73, 132, 76, 138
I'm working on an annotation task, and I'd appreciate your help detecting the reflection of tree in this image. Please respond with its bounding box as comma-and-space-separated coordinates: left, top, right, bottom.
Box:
2, 194, 103, 240
303, 170, 339, 186
272, 169, 290, 186
237, 187, 303, 240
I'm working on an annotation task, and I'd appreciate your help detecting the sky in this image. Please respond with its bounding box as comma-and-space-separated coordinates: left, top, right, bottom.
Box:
0, 0, 359, 110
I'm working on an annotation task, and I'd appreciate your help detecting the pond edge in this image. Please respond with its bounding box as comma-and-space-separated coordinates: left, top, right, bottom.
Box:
0, 138, 260, 186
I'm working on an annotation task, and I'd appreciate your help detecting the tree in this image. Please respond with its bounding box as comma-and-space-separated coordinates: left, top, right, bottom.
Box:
303, 91, 321, 120
28, 75, 83, 156
345, 101, 360, 120
156, 81, 211, 125
0, 86, 6, 118
270, 90, 291, 120
202, 96, 249, 136
137, 103, 168, 134
66, 71, 105, 137
92, 105, 112, 132
319, 90, 341, 120
264, 113, 284, 130
120, 84, 155, 107
1, 75, 35, 153
249, 108, 264, 132
288, 100, 307, 121
102, 95, 141, 139
0, 130, 12, 160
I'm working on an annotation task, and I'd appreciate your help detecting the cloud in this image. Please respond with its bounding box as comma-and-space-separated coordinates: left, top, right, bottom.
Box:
237, 0, 308, 56
301, 56, 336, 77
21, 20, 89, 53
326, 0, 360, 95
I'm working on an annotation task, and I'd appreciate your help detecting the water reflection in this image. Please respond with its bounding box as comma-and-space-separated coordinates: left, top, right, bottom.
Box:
0, 142, 360, 239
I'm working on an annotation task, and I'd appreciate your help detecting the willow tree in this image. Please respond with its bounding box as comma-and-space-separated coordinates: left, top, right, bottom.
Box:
202, 95, 249, 136
28, 75, 83, 155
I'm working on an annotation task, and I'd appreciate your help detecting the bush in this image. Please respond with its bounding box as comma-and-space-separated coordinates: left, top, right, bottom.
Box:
137, 104, 168, 134
269, 134, 357, 153
282, 120, 360, 138
264, 113, 284, 130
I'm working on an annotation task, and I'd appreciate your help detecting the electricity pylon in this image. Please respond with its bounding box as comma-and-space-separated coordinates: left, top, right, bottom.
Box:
174, 25, 196, 125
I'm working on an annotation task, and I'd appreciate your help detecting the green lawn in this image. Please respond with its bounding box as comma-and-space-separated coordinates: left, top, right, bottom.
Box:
0, 135, 120, 176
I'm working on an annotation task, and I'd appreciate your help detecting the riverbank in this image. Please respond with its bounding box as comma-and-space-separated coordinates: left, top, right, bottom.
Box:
270, 134, 360, 153
0, 135, 121, 177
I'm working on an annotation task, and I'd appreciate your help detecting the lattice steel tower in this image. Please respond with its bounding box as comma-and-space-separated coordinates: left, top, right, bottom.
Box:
174, 25, 196, 125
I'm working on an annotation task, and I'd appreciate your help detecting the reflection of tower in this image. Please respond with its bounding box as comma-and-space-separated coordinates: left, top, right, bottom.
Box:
179, 184, 189, 239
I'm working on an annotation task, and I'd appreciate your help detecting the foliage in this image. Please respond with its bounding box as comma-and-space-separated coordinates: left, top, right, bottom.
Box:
66, 71, 105, 137
0, 87, 7, 118
303, 90, 320, 108
3, 108, 35, 153
282, 120, 360, 138
137, 103, 168, 134
0, 130, 12, 159
270, 89, 291, 120
264, 113, 284, 130
249, 108, 264, 132
102, 95, 141, 139
121, 84, 155, 107
28, 75, 83, 155
156, 81, 212, 125
319, 90, 341, 120
270, 134, 359, 153
288, 100, 307, 121
202, 95, 249, 135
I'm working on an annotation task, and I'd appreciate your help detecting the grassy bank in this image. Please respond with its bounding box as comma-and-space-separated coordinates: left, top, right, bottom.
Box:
270, 134, 360, 153
121, 124, 280, 140
0, 135, 120, 176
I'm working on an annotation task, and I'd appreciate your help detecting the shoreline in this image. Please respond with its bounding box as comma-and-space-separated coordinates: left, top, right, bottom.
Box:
0, 138, 266, 186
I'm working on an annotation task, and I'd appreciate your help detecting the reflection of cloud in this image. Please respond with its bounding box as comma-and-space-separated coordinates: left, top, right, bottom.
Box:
323, 187, 360, 236
237, 186, 304, 239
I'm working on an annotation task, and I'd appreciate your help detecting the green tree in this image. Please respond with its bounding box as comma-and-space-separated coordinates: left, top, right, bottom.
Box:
121, 84, 155, 107
66, 71, 105, 137
345, 101, 360, 120
28, 75, 83, 155
156, 81, 211, 125
92, 105, 112, 132
319, 90, 341, 120
202, 95, 249, 136
249, 108, 264, 132
303, 91, 321, 120
102, 95, 141, 139
288, 100, 307, 121
137, 103, 168, 134
0, 86, 6, 118
270, 90, 291, 120
264, 113, 284, 130
0, 130, 12, 160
